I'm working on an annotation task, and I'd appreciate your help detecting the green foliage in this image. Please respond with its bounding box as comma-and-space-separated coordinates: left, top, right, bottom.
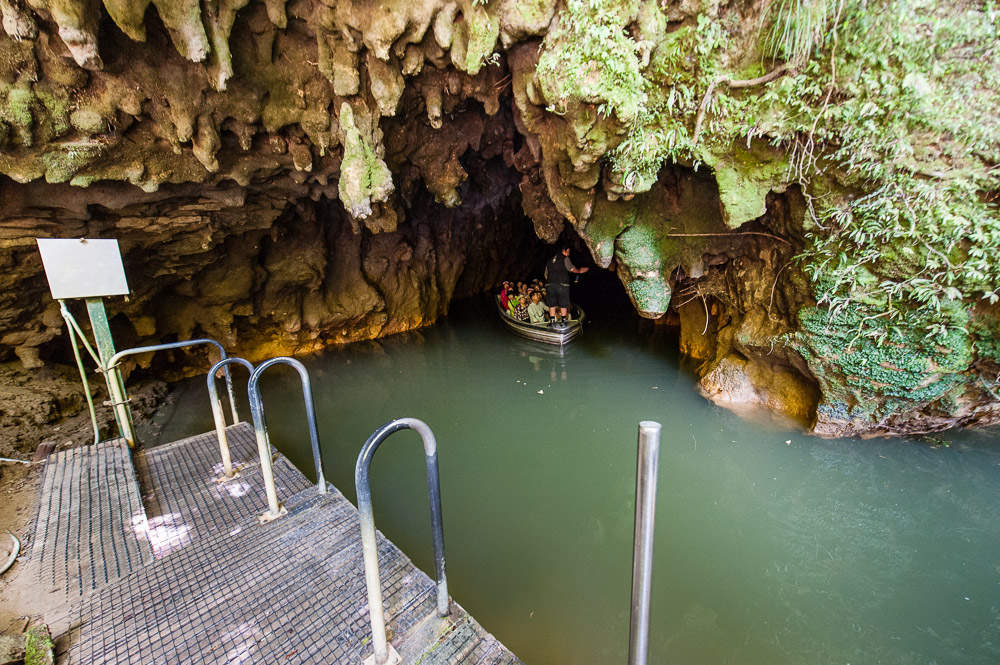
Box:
762, 0, 836, 64
539, 0, 1000, 349
535, 0, 646, 122
609, 15, 729, 186
797, 299, 974, 420
787, 0, 1000, 340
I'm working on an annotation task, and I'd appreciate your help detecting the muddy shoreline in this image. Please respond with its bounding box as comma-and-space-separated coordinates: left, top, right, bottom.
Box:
0, 362, 167, 633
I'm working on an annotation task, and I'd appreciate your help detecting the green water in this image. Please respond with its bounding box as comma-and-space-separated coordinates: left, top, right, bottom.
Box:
153, 297, 1000, 665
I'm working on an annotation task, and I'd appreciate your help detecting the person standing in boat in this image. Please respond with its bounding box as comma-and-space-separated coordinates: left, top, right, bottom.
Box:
545, 244, 588, 326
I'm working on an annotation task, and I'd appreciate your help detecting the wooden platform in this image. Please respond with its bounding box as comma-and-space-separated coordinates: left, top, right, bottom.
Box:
31, 424, 522, 664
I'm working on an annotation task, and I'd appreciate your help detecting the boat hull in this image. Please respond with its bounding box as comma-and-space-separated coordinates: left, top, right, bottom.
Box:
496, 297, 584, 345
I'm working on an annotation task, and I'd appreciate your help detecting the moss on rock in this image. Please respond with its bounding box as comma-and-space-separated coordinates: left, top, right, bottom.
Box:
337, 103, 394, 222
796, 301, 989, 435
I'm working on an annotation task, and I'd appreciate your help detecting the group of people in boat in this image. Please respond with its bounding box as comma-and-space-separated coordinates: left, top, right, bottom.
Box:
500, 279, 550, 323
500, 244, 589, 326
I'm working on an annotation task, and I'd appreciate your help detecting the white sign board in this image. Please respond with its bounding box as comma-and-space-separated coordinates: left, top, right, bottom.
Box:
36, 238, 130, 300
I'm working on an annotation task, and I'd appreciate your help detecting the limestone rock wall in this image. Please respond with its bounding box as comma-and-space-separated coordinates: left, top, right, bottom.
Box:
0, 0, 545, 374
1, 148, 540, 375
1, 0, 998, 437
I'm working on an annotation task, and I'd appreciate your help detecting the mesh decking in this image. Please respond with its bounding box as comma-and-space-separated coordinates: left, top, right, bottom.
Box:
36, 423, 521, 664
134, 423, 313, 557
32, 439, 153, 601
55, 489, 519, 664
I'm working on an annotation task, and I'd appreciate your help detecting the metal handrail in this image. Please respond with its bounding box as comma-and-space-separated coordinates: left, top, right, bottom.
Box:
247, 357, 327, 522
108, 338, 238, 418
628, 421, 662, 665
355, 418, 449, 665
59, 300, 237, 448
206, 357, 256, 480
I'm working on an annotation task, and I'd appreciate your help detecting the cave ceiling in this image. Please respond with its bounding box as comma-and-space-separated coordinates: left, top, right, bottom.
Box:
2, 0, 999, 437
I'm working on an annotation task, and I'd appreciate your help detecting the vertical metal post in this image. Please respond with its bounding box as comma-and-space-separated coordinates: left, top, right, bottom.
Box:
247, 393, 285, 522
85, 297, 136, 446
60, 301, 100, 445
629, 421, 662, 665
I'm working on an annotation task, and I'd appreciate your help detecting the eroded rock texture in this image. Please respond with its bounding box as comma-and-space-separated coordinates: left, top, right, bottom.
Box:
1, 0, 998, 437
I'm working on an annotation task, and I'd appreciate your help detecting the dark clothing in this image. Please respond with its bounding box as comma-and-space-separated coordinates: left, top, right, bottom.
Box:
512, 302, 529, 321
546, 254, 574, 286
547, 283, 571, 309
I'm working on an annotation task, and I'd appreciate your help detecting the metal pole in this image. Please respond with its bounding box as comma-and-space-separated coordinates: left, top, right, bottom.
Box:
60, 301, 100, 445
85, 297, 136, 446
107, 338, 237, 423
628, 420, 662, 665
246, 388, 285, 522
355, 417, 448, 665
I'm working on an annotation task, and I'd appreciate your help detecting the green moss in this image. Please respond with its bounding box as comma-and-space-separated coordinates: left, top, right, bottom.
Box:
337, 103, 394, 220
797, 301, 975, 421
535, 0, 645, 123
703, 143, 789, 227
586, 197, 638, 267
24, 626, 54, 665
460, 5, 500, 75
616, 220, 672, 314
35, 88, 73, 137
43, 141, 106, 183
2, 82, 37, 146
504, 0, 553, 28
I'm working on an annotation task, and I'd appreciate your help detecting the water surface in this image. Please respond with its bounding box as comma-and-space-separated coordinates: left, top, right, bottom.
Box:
153, 297, 1000, 665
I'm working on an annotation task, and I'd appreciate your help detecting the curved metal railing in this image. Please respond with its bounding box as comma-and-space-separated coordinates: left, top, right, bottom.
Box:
247, 357, 327, 522
106, 338, 237, 446
355, 418, 449, 665
206, 357, 256, 480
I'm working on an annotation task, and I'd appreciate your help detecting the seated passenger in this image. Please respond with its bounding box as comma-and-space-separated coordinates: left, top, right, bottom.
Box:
499, 281, 512, 309
512, 297, 530, 321
527, 291, 548, 323
508, 293, 522, 316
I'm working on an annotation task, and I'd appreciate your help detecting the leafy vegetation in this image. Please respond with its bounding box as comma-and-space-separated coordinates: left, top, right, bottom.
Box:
608, 14, 727, 186
536, 0, 1000, 419
535, 0, 646, 123
787, 0, 1000, 352
542, 0, 1000, 336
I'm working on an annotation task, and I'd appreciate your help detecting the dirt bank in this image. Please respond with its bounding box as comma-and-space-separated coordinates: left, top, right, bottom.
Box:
0, 362, 166, 632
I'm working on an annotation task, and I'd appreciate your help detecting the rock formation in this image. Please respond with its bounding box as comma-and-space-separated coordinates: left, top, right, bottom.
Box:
1, 0, 997, 437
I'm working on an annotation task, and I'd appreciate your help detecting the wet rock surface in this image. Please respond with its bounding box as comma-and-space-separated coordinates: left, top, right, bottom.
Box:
1, 0, 997, 438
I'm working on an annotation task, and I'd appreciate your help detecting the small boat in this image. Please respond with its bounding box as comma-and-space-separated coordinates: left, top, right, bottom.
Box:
496, 296, 585, 346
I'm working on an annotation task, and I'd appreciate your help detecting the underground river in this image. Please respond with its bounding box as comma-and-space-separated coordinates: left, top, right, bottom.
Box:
150, 296, 1000, 665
